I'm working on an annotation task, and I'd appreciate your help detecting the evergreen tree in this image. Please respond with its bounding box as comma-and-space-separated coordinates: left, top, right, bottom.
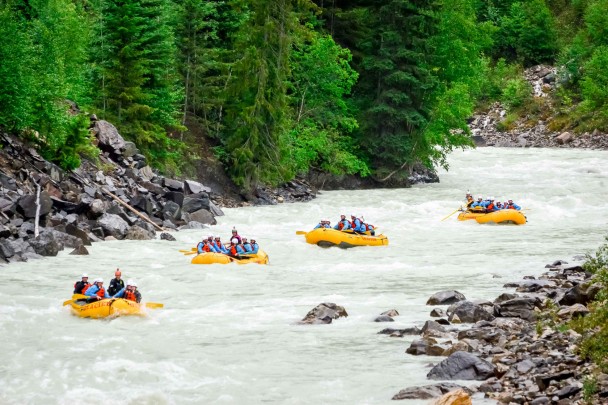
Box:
223, 0, 299, 192
174, 0, 244, 138
93, 0, 182, 168
0, 0, 93, 169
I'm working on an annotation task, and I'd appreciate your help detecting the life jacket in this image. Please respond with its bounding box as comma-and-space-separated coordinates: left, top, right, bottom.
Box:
230, 245, 238, 256
487, 203, 495, 211
364, 223, 374, 232
81, 284, 91, 295
124, 290, 137, 302
338, 221, 345, 230
74, 281, 89, 294
202, 244, 210, 252
95, 287, 106, 298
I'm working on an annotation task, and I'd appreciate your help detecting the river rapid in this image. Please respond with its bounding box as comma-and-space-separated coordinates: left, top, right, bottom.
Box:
1, 148, 607, 405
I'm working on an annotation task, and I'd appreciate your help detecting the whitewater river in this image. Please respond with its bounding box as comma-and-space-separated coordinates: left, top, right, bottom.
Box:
1, 148, 608, 405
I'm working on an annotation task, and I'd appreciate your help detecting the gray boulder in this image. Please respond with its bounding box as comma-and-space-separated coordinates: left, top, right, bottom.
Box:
163, 178, 183, 192
427, 290, 466, 305
392, 383, 470, 400
69, 245, 89, 255
427, 351, 496, 381
125, 225, 155, 240
93, 120, 125, 153
65, 223, 91, 246
299, 303, 348, 325
447, 300, 495, 323
18, 192, 53, 218
494, 297, 539, 321
160, 232, 176, 241
97, 213, 129, 239
29, 232, 62, 256
0, 239, 15, 259
187, 208, 216, 225
182, 192, 210, 213
184, 180, 210, 194
373, 315, 394, 322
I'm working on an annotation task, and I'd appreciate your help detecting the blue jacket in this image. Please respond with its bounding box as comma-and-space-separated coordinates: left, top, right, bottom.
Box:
197, 242, 205, 254
235, 245, 245, 254
250, 243, 259, 254
507, 202, 521, 210
213, 241, 228, 254
333, 219, 351, 231
243, 243, 253, 253
351, 218, 366, 232
85, 284, 110, 299
314, 223, 330, 229
470, 201, 484, 208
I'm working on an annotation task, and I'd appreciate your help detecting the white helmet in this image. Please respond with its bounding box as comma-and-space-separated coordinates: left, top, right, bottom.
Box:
95, 278, 103, 284
208, 235, 213, 238
231, 238, 239, 244
127, 279, 137, 288
490, 196, 495, 200
81, 273, 88, 278
477, 195, 482, 200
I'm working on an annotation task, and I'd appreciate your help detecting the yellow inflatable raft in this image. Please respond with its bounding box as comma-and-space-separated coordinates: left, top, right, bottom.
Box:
458, 209, 526, 225
191, 250, 269, 265
67, 296, 144, 319
300, 228, 389, 248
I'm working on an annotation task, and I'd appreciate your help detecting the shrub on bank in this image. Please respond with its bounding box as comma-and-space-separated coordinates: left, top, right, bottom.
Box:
571, 237, 608, 372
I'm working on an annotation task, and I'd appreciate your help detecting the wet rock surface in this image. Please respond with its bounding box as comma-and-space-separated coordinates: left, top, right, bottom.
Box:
387, 260, 607, 403
470, 65, 608, 150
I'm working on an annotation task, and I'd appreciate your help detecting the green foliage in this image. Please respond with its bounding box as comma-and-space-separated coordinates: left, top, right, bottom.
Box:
501, 78, 533, 110
491, 0, 559, 65
288, 34, 367, 176
582, 375, 599, 404
92, 0, 184, 171
0, 0, 95, 170
571, 236, 608, 372
579, 47, 608, 127
174, 0, 245, 138
496, 112, 519, 131
583, 236, 608, 274
223, 0, 303, 191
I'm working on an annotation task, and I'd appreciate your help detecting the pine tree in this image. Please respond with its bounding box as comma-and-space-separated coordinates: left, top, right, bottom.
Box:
94, 0, 182, 168
223, 0, 297, 192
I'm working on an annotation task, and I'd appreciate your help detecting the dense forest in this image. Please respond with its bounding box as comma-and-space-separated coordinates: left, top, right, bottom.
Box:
1, 0, 607, 191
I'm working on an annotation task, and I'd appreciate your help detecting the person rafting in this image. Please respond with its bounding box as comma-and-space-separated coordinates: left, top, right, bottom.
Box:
108, 269, 125, 296
84, 278, 110, 301
112, 279, 142, 303
198, 238, 217, 254
505, 199, 521, 210
74, 273, 90, 294
242, 237, 253, 253
250, 239, 259, 254
213, 236, 228, 254
470, 196, 484, 209
314, 220, 331, 229
350, 215, 366, 234
465, 192, 474, 208
333, 215, 352, 231
231, 228, 242, 244
228, 238, 245, 257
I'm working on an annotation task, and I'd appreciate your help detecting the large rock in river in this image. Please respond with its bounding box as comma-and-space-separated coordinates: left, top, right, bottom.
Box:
427, 290, 466, 305
392, 383, 470, 400
427, 351, 496, 381
299, 303, 348, 325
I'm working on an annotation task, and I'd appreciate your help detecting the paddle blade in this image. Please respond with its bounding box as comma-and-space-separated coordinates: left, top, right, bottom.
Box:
62, 299, 73, 306
295, 231, 307, 235
145, 302, 163, 309
183, 251, 198, 256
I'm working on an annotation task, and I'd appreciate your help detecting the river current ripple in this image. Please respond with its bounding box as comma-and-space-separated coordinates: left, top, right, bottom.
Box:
1, 148, 607, 405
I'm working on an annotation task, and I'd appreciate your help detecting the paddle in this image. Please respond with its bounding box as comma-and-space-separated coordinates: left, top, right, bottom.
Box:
63, 294, 163, 309
295, 231, 307, 235
183, 251, 198, 256
441, 207, 462, 221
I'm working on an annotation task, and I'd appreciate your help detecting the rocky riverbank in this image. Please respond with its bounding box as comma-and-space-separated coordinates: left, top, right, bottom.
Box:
0, 115, 318, 264
470, 65, 608, 150
376, 259, 608, 404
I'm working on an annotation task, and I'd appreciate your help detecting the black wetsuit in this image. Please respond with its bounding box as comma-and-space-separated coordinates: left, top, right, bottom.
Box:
108, 278, 125, 296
